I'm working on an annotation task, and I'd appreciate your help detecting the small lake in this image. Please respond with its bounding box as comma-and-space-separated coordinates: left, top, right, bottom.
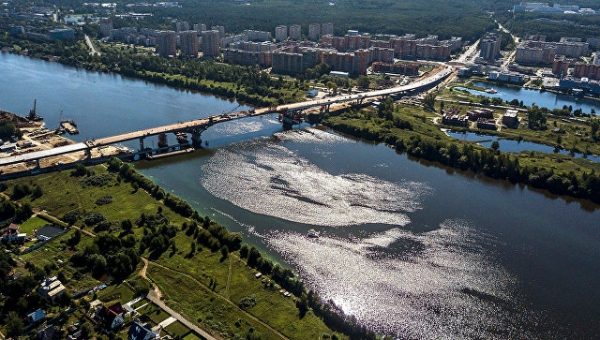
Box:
445, 129, 600, 163
454, 81, 600, 114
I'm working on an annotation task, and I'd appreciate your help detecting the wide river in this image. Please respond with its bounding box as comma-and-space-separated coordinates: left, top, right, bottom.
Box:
2, 53, 600, 339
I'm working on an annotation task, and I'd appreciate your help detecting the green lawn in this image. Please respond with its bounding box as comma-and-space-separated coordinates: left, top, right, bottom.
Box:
165, 320, 192, 338
19, 216, 48, 234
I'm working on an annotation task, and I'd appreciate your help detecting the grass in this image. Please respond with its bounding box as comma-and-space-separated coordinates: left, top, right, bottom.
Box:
147, 263, 281, 340
97, 282, 136, 304
19, 216, 48, 234
165, 320, 192, 338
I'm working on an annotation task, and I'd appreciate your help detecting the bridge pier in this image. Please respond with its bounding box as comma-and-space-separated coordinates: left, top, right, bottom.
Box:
139, 137, 145, 151
191, 130, 202, 148
35, 159, 40, 169
157, 133, 168, 149
84, 148, 92, 160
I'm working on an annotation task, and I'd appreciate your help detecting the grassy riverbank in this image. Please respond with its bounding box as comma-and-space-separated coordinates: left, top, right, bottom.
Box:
1, 164, 348, 339
323, 104, 600, 204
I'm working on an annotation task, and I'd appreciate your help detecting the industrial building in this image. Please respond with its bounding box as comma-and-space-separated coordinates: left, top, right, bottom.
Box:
48, 27, 75, 41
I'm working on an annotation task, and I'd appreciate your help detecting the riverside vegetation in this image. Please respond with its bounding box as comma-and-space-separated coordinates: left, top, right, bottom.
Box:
0, 159, 377, 339
324, 99, 600, 204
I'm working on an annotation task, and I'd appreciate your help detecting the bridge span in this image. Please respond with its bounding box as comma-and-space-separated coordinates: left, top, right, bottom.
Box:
0, 66, 453, 168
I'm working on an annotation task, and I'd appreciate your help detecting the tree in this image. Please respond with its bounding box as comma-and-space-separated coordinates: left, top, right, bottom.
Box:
357, 76, 370, 89
5, 311, 24, 337
220, 245, 229, 261
378, 97, 394, 120
423, 92, 437, 110
491, 141, 500, 151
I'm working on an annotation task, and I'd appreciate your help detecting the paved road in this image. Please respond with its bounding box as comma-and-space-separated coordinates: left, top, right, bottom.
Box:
84, 35, 100, 56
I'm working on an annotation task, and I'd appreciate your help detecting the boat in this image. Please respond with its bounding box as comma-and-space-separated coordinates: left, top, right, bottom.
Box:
307, 229, 320, 238
484, 88, 497, 94
59, 120, 79, 135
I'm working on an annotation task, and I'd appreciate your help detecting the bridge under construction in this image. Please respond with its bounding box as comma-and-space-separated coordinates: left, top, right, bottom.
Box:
0, 66, 453, 170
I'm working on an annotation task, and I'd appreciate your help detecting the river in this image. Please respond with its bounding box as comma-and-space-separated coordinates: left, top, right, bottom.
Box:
2, 53, 600, 339
456, 81, 600, 114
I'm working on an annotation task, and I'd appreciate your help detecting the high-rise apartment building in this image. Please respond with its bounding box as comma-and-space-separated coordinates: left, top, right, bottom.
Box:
202, 30, 221, 58
157, 30, 177, 57
289, 24, 301, 41
321, 23, 334, 36
308, 23, 321, 41
179, 30, 199, 57
275, 25, 288, 42
479, 33, 501, 62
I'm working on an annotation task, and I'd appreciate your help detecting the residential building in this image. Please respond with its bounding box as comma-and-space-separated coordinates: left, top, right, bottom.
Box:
48, 27, 75, 41
223, 41, 276, 67
211, 25, 225, 38
515, 41, 556, 65
559, 77, 600, 95
289, 24, 301, 40
275, 25, 288, 42
1, 223, 26, 243
371, 61, 420, 76
442, 113, 468, 127
96, 303, 125, 330
156, 30, 177, 57
321, 22, 334, 36
479, 33, 501, 62
38, 276, 66, 303
179, 30, 198, 57
552, 56, 572, 77
128, 320, 158, 340
488, 71, 525, 84
477, 118, 497, 130
174, 20, 189, 32
308, 23, 321, 41
99, 19, 113, 37
467, 109, 494, 121
193, 23, 206, 32
592, 52, 600, 65
27, 309, 46, 325
202, 30, 220, 58
573, 63, 600, 80
503, 109, 519, 128
244, 29, 271, 41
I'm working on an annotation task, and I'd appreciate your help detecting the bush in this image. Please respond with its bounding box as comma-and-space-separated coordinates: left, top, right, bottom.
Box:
95, 196, 113, 206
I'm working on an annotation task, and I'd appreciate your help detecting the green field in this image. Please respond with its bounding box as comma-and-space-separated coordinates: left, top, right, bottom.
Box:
19, 216, 48, 234
2, 165, 343, 339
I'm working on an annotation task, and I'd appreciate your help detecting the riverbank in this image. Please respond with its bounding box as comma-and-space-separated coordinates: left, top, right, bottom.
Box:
1, 161, 362, 339
322, 105, 600, 205
0, 36, 304, 108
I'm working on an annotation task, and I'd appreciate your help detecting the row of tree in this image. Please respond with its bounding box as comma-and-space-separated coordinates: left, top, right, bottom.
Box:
327, 112, 600, 203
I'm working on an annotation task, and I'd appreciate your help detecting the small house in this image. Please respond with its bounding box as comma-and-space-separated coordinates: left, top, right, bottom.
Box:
38, 276, 66, 303
27, 308, 46, 324
128, 320, 159, 340
97, 302, 125, 331
1, 223, 26, 243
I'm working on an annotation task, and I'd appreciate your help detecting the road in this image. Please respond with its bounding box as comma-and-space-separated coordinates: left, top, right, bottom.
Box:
140, 258, 219, 340
84, 35, 100, 56
496, 19, 520, 70
453, 39, 480, 64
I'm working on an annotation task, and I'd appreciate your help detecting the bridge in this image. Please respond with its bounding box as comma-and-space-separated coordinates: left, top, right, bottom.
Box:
0, 65, 453, 168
